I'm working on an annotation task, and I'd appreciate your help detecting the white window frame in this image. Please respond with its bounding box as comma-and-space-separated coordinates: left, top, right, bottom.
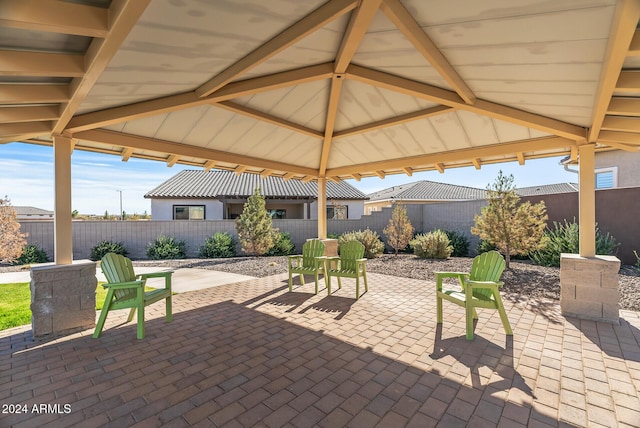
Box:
594, 166, 618, 189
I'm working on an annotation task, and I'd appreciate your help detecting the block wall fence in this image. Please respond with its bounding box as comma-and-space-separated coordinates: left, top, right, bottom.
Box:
19, 186, 639, 264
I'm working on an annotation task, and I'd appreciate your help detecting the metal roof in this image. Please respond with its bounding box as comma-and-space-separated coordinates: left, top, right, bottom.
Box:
145, 170, 368, 200
517, 183, 579, 197
1, 1, 639, 181
367, 180, 485, 201
13, 206, 54, 216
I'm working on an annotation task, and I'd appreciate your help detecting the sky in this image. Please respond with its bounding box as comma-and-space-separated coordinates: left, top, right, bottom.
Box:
0, 141, 579, 215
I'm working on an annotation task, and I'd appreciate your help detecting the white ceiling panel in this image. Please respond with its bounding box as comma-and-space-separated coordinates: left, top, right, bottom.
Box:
456, 111, 499, 147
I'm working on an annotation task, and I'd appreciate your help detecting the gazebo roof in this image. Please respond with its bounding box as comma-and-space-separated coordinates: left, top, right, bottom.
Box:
1, 0, 638, 181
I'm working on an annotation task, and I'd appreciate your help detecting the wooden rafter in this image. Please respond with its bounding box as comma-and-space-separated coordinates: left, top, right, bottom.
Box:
166, 154, 179, 167
53, 0, 152, 134
375, 170, 385, 178
334, 0, 383, 73
196, 0, 358, 98
0, 122, 52, 136
346, 64, 586, 141
517, 152, 525, 165
434, 163, 444, 173
351, 173, 362, 181
600, 141, 640, 151
601, 116, 640, 133
402, 167, 413, 176
234, 165, 248, 175
0, 84, 69, 105
203, 160, 216, 171
380, 0, 475, 105
471, 158, 481, 170
333, 106, 451, 139
121, 147, 133, 161
607, 97, 640, 116
615, 71, 640, 91
0, 106, 59, 123
588, 0, 640, 142
629, 28, 640, 56
215, 101, 323, 139
0, 50, 84, 77
65, 63, 333, 133
283, 172, 296, 181
326, 136, 574, 176
72, 129, 317, 177
319, 75, 345, 176
598, 130, 640, 144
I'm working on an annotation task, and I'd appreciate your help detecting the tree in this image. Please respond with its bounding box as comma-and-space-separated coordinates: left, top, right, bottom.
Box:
383, 203, 414, 255
0, 196, 28, 263
471, 171, 548, 268
235, 187, 278, 256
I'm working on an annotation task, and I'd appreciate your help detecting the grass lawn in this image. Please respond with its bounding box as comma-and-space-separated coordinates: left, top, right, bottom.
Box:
1, 283, 118, 331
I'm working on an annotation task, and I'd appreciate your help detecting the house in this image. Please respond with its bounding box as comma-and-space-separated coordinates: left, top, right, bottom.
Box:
145, 170, 368, 220
14, 206, 54, 222
594, 150, 640, 189
365, 180, 579, 213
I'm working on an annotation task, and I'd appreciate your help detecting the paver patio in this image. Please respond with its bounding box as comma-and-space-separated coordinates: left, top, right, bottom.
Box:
1, 272, 639, 427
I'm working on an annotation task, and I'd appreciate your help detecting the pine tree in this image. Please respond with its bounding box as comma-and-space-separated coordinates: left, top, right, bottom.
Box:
0, 196, 28, 263
471, 171, 548, 268
383, 203, 414, 255
235, 187, 278, 256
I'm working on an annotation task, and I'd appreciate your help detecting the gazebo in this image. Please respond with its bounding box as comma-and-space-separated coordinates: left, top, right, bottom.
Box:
1, 0, 637, 331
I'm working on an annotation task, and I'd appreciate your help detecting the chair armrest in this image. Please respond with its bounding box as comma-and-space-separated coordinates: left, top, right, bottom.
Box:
288, 254, 302, 260
138, 270, 173, 279
466, 280, 503, 288
356, 258, 366, 262
434, 272, 469, 291
102, 280, 144, 289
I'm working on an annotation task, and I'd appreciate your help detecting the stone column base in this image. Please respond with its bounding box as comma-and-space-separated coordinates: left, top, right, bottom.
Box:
30, 260, 97, 337
560, 253, 620, 324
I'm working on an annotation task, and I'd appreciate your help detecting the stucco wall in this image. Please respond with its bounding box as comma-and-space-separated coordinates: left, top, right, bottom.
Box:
150, 198, 223, 220
595, 150, 640, 188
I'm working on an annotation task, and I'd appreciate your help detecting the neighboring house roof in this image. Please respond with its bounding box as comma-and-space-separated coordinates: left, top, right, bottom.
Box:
368, 180, 579, 202
145, 170, 368, 200
517, 183, 578, 197
367, 180, 486, 202
14, 206, 54, 216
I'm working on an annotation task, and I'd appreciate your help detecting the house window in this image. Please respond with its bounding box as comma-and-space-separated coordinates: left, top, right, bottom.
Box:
267, 209, 286, 219
327, 205, 347, 219
173, 205, 205, 220
595, 167, 617, 189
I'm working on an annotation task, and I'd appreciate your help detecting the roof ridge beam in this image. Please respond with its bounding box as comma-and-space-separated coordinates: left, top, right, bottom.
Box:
65, 63, 333, 133
333, 105, 452, 139
319, 74, 345, 176
346, 64, 586, 141
0, 0, 109, 37
196, 0, 358, 98
72, 129, 317, 176
380, 0, 475, 104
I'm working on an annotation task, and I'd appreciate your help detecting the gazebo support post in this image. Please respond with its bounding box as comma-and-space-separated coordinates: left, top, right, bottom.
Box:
315, 177, 338, 256
560, 144, 620, 324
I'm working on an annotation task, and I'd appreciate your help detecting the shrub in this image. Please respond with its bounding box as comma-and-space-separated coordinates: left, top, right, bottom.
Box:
146, 234, 186, 260
444, 230, 470, 257
90, 240, 128, 261
338, 229, 384, 258
383, 203, 414, 256
198, 232, 236, 258
12, 243, 49, 265
265, 232, 296, 256
410, 230, 453, 259
530, 219, 619, 267
477, 239, 497, 254
0, 196, 27, 263
235, 188, 278, 255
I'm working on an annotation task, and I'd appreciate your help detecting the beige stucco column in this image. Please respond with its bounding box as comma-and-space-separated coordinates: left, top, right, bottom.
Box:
317, 177, 327, 239
53, 134, 74, 265
578, 144, 596, 257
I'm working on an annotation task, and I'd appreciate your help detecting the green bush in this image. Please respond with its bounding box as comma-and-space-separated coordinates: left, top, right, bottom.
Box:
530, 219, 619, 267
338, 229, 384, 258
476, 239, 497, 254
444, 230, 470, 257
198, 232, 236, 258
90, 240, 128, 261
12, 243, 49, 265
146, 235, 186, 260
410, 230, 453, 259
265, 232, 296, 256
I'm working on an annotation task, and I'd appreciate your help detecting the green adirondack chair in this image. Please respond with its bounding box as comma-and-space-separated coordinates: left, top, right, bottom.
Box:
435, 250, 512, 340
325, 240, 368, 299
288, 239, 326, 293
93, 253, 173, 339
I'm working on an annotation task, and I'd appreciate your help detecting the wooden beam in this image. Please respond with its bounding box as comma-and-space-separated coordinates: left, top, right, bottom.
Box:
0, 121, 52, 136
326, 136, 574, 176
167, 154, 179, 167
65, 63, 333, 133
346, 64, 586, 141
328, 176, 341, 183
517, 152, 525, 165
600, 141, 640, 151
283, 172, 296, 181
607, 97, 640, 116
302, 175, 315, 183
215, 101, 323, 139
0, 84, 69, 104
351, 173, 362, 181
121, 147, 133, 161
601, 116, 640, 133
260, 169, 274, 178
234, 165, 248, 175
203, 160, 216, 171
319, 74, 345, 175
597, 130, 640, 144
334, 0, 383, 73
54, 0, 152, 134
471, 158, 481, 170
629, 28, 640, 56
375, 170, 385, 178
73, 129, 318, 176
0, 0, 109, 37
570, 145, 578, 162
434, 163, 444, 173
333, 106, 451, 139
196, 0, 358, 97
0, 50, 84, 77
0, 106, 59, 123
588, 0, 640, 141
402, 167, 413, 176
615, 71, 640, 91
380, 0, 475, 104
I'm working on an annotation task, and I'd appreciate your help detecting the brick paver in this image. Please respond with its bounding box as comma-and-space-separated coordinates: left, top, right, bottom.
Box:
1, 272, 639, 427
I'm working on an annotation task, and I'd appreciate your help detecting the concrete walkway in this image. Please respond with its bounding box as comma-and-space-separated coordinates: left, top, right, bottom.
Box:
0, 267, 255, 293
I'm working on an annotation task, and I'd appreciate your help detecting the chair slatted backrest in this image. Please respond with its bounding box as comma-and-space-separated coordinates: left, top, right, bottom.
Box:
101, 253, 137, 299
339, 241, 365, 271
469, 251, 505, 299
302, 240, 325, 268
